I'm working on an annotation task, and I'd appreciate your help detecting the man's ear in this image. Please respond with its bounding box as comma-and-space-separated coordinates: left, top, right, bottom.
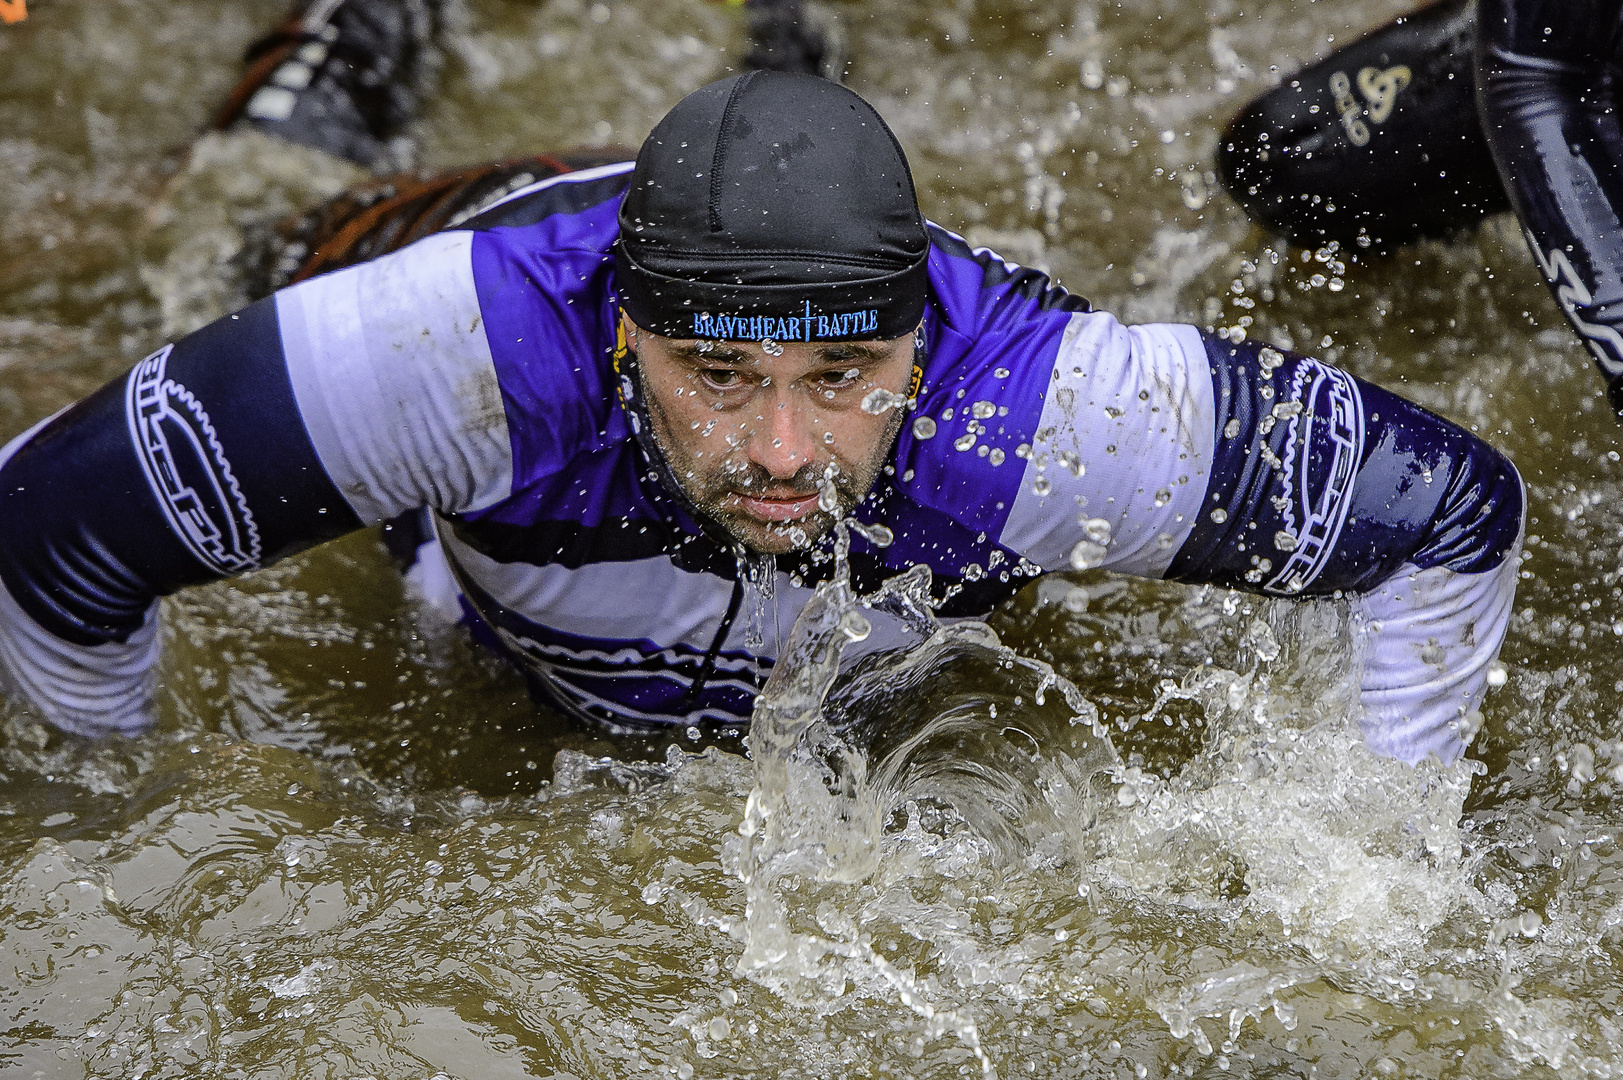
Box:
617, 310, 636, 354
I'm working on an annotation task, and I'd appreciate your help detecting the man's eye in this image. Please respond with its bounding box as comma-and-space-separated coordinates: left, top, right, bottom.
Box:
817, 368, 862, 388
701, 368, 744, 389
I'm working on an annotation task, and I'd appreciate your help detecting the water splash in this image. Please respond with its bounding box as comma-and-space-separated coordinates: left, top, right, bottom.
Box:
735, 523, 1120, 1076
736, 547, 778, 654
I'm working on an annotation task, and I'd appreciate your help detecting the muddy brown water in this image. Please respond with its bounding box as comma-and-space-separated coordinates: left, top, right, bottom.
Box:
4, 1, 1623, 1077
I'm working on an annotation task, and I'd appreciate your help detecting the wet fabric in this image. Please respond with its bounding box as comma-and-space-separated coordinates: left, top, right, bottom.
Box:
1217, 0, 1508, 249
1476, 0, 1623, 406
1220, 0, 1623, 412
0, 165, 1524, 762
241, 148, 633, 298
613, 71, 931, 342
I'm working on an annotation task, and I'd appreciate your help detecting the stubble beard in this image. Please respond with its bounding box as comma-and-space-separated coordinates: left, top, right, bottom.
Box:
641, 383, 904, 555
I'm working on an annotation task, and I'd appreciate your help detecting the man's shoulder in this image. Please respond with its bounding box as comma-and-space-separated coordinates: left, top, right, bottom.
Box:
924, 224, 1091, 334
457, 160, 635, 241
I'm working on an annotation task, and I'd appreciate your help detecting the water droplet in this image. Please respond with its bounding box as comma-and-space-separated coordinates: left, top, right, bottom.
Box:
1487, 663, 1508, 687
851, 521, 893, 548
1210, 508, 1228, 524
1069, 539, 1108, 570
994, 366, 1011, 379
1258, 346, 1284, 371
912, 416, 937, 440
822, 430, 835, 444
954, 432, 977, 452
861, 387, 907, 414
1059, 450, 1085, 476
761, 338, 783, 356
1274, 530, 1297, 551
1153, 488, 1171, 507
971, 400, 996, 419
1015, 442, 1032, 459
1083, 517, 1112, 544
1033, 476, 1052, 496
708, 1017, 732, 1040
964, 563, 984, 581
988, 448, 1006, 466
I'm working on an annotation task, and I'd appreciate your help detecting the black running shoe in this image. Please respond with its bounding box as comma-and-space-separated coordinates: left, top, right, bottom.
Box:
213, 0, 440, 170
1218, 0, 1508, 250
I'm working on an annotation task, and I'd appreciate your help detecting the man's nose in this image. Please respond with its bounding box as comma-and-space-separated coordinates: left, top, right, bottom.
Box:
746, 394, 818, 480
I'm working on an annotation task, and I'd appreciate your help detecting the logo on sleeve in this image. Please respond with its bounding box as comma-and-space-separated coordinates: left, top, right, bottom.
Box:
1265, 360, 1363, 596
126, 345, 262, 576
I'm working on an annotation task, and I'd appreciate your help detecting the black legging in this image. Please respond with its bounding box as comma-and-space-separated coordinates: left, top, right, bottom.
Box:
1219, 0, 1623, 413
1478, 0, 1623, 406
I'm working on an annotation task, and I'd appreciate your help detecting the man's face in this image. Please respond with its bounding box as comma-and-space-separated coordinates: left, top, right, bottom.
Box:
627, 314, 916, 555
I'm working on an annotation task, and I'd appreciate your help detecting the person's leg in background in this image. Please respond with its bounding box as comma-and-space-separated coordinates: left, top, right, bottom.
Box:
209, 0, 844, 179
1217, 0, 1508, 252
212, 0, 440, 172
216, 0, 850, 300
209, 0, 849, 606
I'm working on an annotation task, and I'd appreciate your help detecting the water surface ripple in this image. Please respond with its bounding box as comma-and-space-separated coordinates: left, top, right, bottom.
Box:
2, 1, 1620, 1077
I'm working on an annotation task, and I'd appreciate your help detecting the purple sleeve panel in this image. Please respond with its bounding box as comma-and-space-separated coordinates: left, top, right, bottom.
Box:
468, 192, 630, 513
893, 226, 1091, 545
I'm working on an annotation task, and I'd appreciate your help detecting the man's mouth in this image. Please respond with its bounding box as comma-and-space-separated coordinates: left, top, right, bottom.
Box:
729, 490, 822, 522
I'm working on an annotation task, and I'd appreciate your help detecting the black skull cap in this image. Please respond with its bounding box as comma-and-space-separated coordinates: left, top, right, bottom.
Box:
615, 71, 929, 342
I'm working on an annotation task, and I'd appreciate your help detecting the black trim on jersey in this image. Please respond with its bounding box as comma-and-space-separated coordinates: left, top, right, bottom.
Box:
456, 167, 636, 232
1168, 334, 1522, 595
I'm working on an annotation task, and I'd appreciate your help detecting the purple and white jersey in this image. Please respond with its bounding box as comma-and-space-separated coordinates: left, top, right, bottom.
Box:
0, 163, 1524, 763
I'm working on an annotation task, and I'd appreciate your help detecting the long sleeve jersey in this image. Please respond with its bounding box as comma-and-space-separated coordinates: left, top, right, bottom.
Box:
0, 162, 1524, 763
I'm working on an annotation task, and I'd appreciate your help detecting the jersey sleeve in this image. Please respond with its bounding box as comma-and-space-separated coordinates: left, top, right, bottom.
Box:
0, 231, 515, 735
1476, 0, 1623, 403
916, 235, 1523, 765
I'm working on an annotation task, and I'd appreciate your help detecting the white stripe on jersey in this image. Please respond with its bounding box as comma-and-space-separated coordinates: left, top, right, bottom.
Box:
276, 231, 513, 524
436, 525, 930, 668
1000, 312, 1215, 578
470, 160, 634, 219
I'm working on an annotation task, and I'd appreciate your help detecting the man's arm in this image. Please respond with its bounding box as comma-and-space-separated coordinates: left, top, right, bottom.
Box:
995, 314, 1522, 765
1476, 0, 1623, 408
0, 231, 513, 735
